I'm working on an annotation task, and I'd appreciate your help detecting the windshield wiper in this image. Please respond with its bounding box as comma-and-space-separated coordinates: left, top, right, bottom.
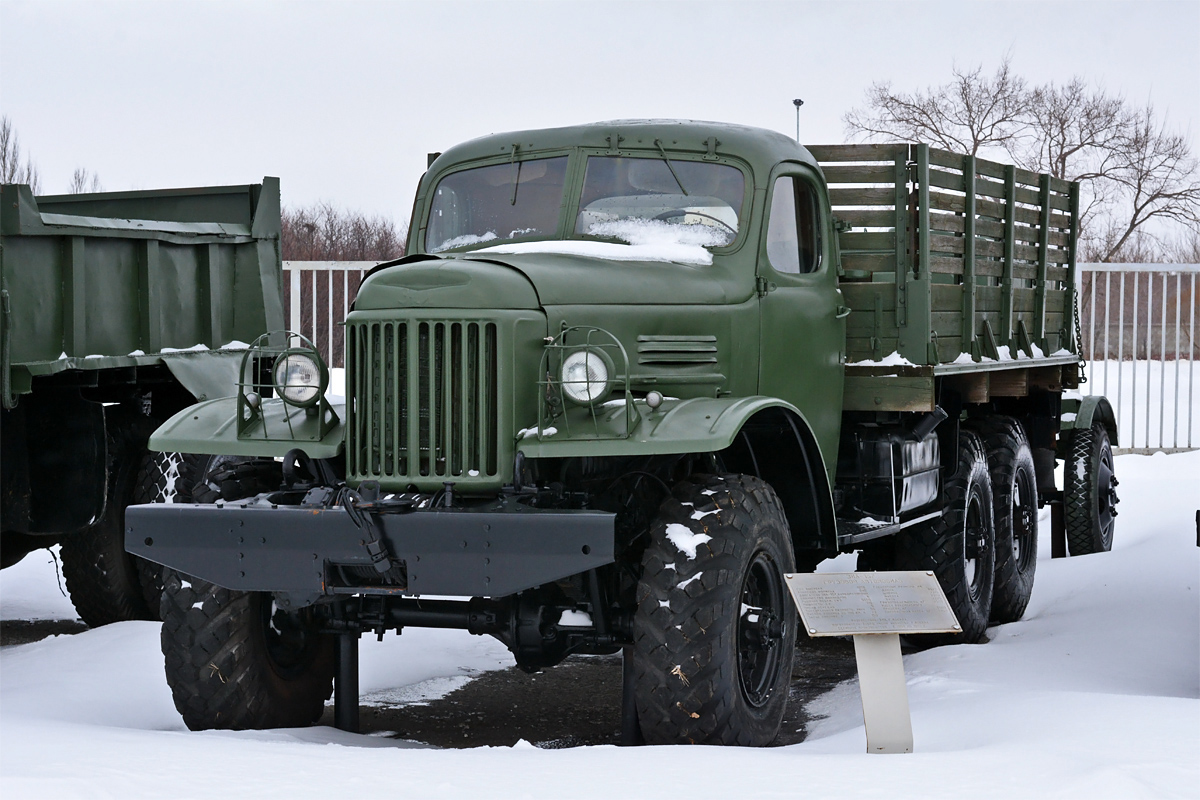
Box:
654, 139, 688, 196
510, 143, 522, 205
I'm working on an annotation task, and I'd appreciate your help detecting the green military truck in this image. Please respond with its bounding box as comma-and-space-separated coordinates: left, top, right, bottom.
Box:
0, 179, 284, 626
126, 121, 1119, 746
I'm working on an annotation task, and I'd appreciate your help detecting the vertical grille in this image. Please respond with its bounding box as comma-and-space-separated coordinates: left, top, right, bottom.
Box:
348, 320, 499, 484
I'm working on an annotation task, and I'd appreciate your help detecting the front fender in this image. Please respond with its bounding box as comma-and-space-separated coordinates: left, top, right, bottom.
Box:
148, 396, 345, 459
516, 395, 806, 459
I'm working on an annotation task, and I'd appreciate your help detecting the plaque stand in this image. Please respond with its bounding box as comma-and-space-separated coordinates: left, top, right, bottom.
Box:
853, 633, 912, 754
784, 571, 961, 755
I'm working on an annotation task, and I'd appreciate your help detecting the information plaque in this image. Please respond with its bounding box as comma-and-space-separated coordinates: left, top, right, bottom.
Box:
784, 571, 960, 637
783, 571, 961, 755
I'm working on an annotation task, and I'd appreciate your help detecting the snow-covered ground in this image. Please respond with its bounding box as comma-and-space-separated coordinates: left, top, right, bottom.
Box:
1, 451, 1197, 799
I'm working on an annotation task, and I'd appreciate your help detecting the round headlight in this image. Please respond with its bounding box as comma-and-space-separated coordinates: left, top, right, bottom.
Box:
273, 350, 325, 406
561, 349, 612, 405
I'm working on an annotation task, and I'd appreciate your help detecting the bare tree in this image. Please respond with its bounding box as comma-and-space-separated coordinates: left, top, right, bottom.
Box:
68, 167, 103, 194
844, 57, 1029, 156
281, 202, 406, 261
1164, 228, 1200, 263
0, 115, 42, 193
1088, 104, 1200, 262
1015, 78, 1126, 229
845, 63, 1200, 262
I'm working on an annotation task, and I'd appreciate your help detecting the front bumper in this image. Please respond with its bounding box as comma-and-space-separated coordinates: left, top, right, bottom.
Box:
125, 500, 615, 606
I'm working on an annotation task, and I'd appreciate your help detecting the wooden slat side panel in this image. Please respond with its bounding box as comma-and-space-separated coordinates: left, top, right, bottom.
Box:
829, 187, 897, 206
822, 165, 896, 183
841, 282, 898, 311
810, 144, 908, 161
843, 252, 897, 272
839, 231, 896, 251
833, 209, 897, 228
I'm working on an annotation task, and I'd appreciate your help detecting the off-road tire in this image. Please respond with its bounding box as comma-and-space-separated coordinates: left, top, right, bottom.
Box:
632, 473, 797, 746
161, 570, 335, 730
136, 451, 280, 506
895, 431, 996, 645
60, 413, 158, 627
1065, 422, 1118, 556
969, 417, 1038, 623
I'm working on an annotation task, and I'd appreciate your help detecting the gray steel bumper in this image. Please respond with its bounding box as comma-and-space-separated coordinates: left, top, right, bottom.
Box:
125, 501, 615, 603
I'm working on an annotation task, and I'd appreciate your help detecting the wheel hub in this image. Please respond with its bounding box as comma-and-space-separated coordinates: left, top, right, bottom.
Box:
737, 552, 787, 708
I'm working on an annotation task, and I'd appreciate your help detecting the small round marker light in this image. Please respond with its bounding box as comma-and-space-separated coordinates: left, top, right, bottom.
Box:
645, 390, 664, 410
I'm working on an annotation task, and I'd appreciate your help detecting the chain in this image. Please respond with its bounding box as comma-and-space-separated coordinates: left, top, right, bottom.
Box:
1073, 287, 1087, 385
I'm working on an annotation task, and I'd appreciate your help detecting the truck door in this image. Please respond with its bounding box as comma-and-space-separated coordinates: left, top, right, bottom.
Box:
757, 164, 847, 475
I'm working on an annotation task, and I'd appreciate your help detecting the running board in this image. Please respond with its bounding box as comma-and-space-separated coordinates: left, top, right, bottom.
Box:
836, 511, 941, 546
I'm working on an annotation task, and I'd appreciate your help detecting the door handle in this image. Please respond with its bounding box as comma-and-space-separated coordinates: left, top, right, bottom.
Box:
835, 305, 852, 319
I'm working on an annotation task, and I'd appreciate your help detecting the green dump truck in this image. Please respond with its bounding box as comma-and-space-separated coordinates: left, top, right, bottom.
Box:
0, 179, 284, 626
126, 121, 1119, 746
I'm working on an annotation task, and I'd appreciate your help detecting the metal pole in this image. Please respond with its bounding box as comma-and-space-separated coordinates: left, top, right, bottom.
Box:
1190, 273, 1196, 448
290, 267, 301, 336
793, 98, 804, 143
1104, 271, 1111, 398
1131, 272, 1139, 447
1117, 272, 1125, 442
1159, 272, 1166, 449
1089, 268, 1097, 372
1174, 273, 1182, 448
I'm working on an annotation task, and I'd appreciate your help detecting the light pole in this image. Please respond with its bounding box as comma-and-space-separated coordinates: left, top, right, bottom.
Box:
793, 98, 804, 142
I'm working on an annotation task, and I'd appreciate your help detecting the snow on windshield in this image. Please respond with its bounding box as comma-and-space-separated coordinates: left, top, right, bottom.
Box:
478, 218, 722, 265
430, 231, 498, 253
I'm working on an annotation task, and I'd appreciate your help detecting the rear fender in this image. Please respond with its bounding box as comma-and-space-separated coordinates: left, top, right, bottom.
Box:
1059, 394, 1117, 452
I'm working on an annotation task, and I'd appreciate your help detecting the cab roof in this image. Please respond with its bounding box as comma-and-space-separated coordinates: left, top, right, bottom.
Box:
428, 119, 820, 185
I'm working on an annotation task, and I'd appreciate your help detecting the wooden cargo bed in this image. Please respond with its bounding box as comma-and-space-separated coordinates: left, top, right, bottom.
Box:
810, 144, 1080, 380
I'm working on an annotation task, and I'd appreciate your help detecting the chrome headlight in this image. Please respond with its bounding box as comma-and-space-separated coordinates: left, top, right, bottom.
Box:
561, 348, 612, 405
273, 350, 326, 407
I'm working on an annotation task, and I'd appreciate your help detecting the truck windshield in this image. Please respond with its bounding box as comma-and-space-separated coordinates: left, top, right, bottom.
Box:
575, 156, 745, 247
426, 156, 569, 253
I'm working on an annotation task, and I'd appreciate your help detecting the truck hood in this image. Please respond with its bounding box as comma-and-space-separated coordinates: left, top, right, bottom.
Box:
353, 257, 541, 310
356, 249, 751, 310
458, 250, 746, 306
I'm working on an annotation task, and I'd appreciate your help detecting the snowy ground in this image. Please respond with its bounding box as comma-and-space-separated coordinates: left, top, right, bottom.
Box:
1, 451, 1197, 799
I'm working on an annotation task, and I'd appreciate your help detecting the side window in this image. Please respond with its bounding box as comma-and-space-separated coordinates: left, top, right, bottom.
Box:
766, 177, 800, 274
766, 175, 823, 275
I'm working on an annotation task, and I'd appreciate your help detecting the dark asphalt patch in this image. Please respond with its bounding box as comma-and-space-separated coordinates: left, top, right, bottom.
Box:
318, 632, 858, 749
1, 619, 88, 647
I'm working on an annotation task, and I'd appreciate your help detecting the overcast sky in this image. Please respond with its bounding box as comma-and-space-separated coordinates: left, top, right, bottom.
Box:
2, 0, 1197, 226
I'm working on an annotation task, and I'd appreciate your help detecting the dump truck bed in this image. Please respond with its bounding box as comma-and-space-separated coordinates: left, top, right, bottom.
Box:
0, 180, 285, 405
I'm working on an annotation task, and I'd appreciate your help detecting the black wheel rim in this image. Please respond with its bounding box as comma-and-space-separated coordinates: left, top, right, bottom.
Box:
737, 550, 787, 708
1096, 441, 1117, 548
1012, 463, 1037, 573
964, 487, 988, 602
261, 597, 320, 679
